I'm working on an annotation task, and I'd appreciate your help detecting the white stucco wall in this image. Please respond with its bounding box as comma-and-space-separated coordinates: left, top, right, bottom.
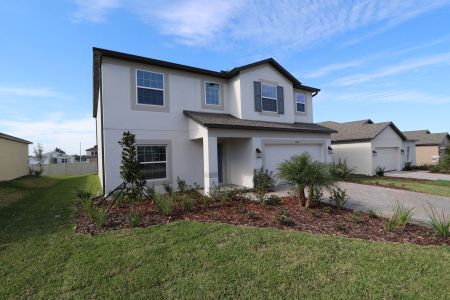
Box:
332, 142, 373, 175
96, 89, 104, 189
402, 141, 416, 167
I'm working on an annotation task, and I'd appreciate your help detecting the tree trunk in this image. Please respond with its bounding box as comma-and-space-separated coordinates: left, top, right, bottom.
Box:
305, 186, 314, 208
297, 185, 306, 207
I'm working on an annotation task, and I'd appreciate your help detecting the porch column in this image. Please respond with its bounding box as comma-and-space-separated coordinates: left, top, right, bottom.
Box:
203, 135, 218, 194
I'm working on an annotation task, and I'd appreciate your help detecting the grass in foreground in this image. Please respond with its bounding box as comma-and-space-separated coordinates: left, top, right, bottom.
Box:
353, 175, 450, 197
0, 176, 449, 299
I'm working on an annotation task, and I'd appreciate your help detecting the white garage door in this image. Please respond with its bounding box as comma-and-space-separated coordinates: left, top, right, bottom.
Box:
375, 147, 398, 172
264, 144, 324, 175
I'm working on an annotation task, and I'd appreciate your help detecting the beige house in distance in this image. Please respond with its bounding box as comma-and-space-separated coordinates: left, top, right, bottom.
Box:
403, 130, 450, 165
0, 132, 32, 181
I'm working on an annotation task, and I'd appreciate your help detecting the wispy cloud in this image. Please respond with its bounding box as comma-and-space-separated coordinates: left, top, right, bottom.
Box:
0, 114, 95, 154
317, 89, 450, 105
72, 0, 121, 22
0, 86, 66, 98
72, 0, 450, 50
304, 58, 369, 79
332, 52, 450, 86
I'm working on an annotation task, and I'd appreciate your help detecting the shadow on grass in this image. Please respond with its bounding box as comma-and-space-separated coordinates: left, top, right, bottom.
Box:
0, 175, 99, 245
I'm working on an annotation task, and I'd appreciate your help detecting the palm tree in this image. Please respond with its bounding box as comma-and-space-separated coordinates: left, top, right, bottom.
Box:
278, 153, 335, 208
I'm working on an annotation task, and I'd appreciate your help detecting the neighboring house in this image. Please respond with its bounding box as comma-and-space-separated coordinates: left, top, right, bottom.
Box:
319, 120, 414, 175
31, 148, 75, 164
0, 132, 32, 181
93, 48, 335, 194
403, 130, 450, 165
85, 145, 98, 162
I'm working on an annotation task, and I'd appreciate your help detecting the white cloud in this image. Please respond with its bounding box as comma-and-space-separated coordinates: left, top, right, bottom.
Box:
304, 58, 369, 79
72, 0, 121, 22
333, 52, 450, 86
317, 89, 450, 104
72, 0, 450, 50
0, 114, 96, 155
0, 86, 65, 98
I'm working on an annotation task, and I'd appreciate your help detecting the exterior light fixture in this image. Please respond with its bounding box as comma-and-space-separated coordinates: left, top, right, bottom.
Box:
256, 148, 262, 158
328, 146, 333, 155
401, 149, 405, 155
372, 150, 377, 157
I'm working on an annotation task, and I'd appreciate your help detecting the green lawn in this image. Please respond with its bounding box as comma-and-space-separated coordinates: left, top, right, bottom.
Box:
1, 176, 449, 299
352, 175, 450, 197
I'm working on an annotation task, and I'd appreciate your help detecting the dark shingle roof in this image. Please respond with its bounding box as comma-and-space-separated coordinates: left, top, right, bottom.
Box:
184, 111, 336, 134
85, 145, 97, 151
93, 48, 320, 117
403, 130, 450, 146
0, 132, 32, 144
319, 120, 407, 143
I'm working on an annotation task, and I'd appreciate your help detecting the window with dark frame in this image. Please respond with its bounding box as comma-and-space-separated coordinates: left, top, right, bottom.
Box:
136, 70, 164, 106
295, 93, 305, 112
205, 81, 220, 105
137, 145, 167, 180
261, 83, 277, 112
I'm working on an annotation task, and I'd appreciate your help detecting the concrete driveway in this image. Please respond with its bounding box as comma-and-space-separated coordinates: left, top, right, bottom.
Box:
386, 170, 450, 181
272, 182, 450, 224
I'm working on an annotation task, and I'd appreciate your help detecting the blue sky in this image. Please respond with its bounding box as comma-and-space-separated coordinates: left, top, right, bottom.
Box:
1, 0, 450, 154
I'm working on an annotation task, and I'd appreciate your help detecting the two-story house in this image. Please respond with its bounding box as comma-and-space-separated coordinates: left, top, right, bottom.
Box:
93, 48, 335, 194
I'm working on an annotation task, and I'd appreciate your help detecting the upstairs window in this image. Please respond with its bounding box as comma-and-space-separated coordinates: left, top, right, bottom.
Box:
261, 83, 277, 112
295, 93, 305, 112
205, 82, 220, 105
136, 70, 164, 106
137, 145, 167, 180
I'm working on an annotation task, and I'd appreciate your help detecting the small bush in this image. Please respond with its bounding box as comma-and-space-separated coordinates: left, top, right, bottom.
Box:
329, 187, 348, 208
403, 162, 413, 171
81, 200, 107, 227
93, 209, 108, 227
331, 159, 355, 181
424, 203, 450, 237
375, 166, 385, 177
128, 209, 140, 227
253, 167, 274, 202
311, 186, 323, 204
391, 201, 414, 227
153, 193, 173, 216
201, 195, 211, 208
323, 206, 332, 214
352, 211, 363, 224
276, 209, 294, 226
384, 218, 397, 232
246, 210, 258, 220
176, 177, 188, 193
262, 195, 282, 206
163, 183, 173, 195
75, 189, 93, 202
181, 195, 195, 212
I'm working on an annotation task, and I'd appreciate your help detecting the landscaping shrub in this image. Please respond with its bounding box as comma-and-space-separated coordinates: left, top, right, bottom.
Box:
311, 186, 323, 204
262, 194, 282, 206
128, 209, 140, 227
384, 218, 397, 232
276, 209, 294, 226
253, 167, 274, 202
403, 162, 413, 171
153, 193, 173, 216
181, 195, 195, 212
352, 211, 363, 224
163, 183, 173, 195
176, 177, 188, 193
329, 186, 348, 208
391, 201, 414, 227
323, 206, 333, 214
75, 189, 93, 202
80, 199, 107, 227
424, 203, 450, 237
375, 166, 385, 177
246, 210, 258, 220
367, 209, 378, 218
331, 159, 355, 181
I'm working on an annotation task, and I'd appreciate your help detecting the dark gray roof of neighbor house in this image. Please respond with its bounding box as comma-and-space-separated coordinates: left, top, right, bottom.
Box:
183, 111, 336, 134
403, 130, 450, 146
85, 145, 97, 151
0, 132, 32, 144
92, 47, 320, 117
319, 120, 407, 143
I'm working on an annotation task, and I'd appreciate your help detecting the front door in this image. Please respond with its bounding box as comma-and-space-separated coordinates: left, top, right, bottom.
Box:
217, 143, 223, 184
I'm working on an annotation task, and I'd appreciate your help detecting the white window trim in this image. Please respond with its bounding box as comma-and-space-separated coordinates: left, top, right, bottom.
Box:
261, 83, 278, 112
135, 69, 165, 107
204, 81, 221, 106
295, 92, 306, 113
137, 144, 168, 181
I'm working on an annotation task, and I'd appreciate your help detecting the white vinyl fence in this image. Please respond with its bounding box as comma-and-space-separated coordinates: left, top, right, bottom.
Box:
30, 161, 98, 176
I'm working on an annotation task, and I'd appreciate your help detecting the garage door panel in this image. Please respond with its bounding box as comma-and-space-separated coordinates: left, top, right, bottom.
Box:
265, 144, 323, 175
375, 147, 398, 172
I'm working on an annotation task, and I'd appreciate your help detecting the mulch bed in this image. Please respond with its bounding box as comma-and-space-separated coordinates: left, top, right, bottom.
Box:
76, 197, 449, 246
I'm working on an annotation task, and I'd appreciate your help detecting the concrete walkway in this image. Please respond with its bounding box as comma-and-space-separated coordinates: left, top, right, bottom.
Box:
272, 182, 450, 224
386, 170, 450, 181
